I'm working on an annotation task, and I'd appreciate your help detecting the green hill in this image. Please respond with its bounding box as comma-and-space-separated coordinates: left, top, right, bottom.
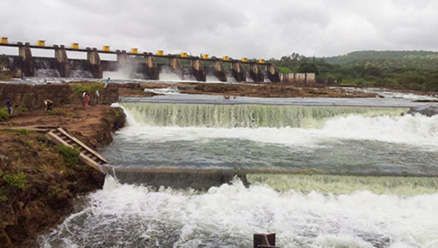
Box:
323, 50, 438, 67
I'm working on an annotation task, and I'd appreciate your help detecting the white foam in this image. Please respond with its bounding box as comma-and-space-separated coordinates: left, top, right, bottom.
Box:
111, 102, 139, 127
321, 114, 438, 148
39, 177, 438, 247
103, 67, 132, 80
206, 75, 221, 83
118, 113, 438, 150
159, 66, 182, 81
118, 126, 324, 148
144, 86, 181, 95
377, 91, 438, 101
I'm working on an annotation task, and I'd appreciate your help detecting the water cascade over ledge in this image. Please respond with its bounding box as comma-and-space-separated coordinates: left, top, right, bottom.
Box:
120, 102, 408, 128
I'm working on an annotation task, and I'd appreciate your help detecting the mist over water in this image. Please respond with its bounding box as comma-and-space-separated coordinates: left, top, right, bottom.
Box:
40, 101, 438, 247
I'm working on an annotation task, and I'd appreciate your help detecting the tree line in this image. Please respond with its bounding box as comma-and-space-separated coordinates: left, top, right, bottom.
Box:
269, 51, 438, 92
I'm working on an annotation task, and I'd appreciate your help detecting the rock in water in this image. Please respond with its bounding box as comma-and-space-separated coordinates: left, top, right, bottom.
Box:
408, 105, 438, 116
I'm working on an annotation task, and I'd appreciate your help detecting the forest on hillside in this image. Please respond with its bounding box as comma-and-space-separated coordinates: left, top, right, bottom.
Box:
270, 51, 438, 92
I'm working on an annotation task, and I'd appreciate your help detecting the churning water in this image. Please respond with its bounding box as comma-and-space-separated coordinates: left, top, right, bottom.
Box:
39, 100, 438, 248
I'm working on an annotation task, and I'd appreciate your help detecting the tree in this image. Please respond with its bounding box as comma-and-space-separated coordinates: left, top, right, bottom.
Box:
298, 63, 319, 75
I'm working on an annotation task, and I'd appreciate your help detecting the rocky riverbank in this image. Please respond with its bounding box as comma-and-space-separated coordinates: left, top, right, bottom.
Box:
136, 82, 378, 98
0, 93, 125, 246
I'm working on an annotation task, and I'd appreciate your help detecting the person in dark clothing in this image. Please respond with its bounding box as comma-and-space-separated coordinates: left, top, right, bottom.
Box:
6, 97, 12, 114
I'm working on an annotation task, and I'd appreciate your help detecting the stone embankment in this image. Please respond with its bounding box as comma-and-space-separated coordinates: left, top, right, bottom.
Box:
0, 82, 119, 111
0, 83, 125, 247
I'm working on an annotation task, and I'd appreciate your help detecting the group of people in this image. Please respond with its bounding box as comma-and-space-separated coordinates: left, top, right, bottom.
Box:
82, 90, 100, 107
82, 77, 108, 107
4, 97, 53, 113
4, 78, 110, 114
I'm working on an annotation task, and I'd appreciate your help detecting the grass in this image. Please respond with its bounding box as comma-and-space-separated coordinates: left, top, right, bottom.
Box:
1, 129, 34, 136
57, 145, 80, 168
3, 172, 27, 189
15, 104, 29, 113
0, 109, 9, 121
36, 135, 48, 143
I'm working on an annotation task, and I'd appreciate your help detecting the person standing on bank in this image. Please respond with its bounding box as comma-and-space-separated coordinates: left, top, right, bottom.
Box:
104, 77, 110, 89
84, 92, 90, 107
6, 97, 12, 114
95, 89, 100, 105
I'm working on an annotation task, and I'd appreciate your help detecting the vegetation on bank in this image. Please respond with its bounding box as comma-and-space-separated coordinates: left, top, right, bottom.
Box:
69, 82, 105, 97
269, 51, 438, 92
0, 55, 11, 80
0, 109, 9, 121
0, 130, 104, 246
0, 104, 126, 247
57, 145, 80, 168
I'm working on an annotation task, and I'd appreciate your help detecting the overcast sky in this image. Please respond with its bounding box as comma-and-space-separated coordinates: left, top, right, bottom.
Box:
1, 0, 437, 59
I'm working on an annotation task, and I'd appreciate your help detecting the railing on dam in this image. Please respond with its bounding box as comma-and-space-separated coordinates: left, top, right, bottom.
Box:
0, 37, 289, 83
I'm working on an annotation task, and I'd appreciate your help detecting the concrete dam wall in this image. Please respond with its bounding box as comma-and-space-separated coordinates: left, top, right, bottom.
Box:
1, 41, 285, 83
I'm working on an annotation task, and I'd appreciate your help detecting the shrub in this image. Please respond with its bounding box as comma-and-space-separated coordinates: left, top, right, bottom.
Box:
16, 129, 33, 136
3, 172, 27, 189
57, 145, 80, 168
277, 67, 293, 74
70, 82, 105, 97
0, 187, 7, 201
36, 135, 48, 143
375, 78, 400, 89
15, 104, 29, 113
0, 109, 9, 121
422, 77, 438, 92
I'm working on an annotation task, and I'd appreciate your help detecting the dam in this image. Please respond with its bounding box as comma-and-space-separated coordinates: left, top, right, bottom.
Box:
0, 38, 286, 83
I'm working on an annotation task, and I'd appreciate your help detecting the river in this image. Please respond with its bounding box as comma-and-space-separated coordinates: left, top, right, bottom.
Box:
39, 93, 438, 248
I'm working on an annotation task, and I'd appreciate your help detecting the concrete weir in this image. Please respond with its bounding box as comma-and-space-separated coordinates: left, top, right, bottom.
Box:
108, 167, 249, 190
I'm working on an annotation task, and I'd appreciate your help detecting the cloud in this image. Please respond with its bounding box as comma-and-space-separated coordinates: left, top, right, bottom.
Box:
0, 0, 437, 58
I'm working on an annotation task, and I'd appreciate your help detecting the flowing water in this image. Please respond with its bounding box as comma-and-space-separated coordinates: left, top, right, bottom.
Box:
39, 99, 438, 248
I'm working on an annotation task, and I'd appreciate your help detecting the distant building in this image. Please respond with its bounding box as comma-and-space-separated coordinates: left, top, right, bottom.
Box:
280, 73, 316, 85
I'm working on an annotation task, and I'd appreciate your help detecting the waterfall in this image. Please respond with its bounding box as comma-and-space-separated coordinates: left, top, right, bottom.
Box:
120, 102, 408, 128
159, 65, 182, 81
34, 58, 60, 77
247, 174, 438, 195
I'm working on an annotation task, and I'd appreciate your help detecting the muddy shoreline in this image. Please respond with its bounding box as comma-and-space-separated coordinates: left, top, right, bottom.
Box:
0, 100, 125, 247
